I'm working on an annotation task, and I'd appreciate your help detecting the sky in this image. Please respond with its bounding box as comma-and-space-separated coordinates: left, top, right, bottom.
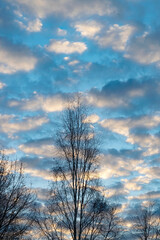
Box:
0, 0, 160, 216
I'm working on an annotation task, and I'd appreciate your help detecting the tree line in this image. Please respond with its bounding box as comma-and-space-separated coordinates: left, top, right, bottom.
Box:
0, 97, 160, 239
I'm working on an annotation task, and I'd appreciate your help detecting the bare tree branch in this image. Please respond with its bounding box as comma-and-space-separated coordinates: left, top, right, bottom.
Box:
0, 151, 34, 240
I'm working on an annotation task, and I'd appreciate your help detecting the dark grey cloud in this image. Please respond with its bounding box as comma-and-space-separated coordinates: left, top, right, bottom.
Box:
125, 30, 160, 65
108, 148, 142, 160
20, 156, 53, 171
88, 77, 160, 115
0, 37, 37, 74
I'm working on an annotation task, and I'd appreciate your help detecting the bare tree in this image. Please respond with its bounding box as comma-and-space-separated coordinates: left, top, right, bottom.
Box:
36, 96, 106, 240
131, 201, 160, 240
80, 199, 122, 240
98, 203, 122, 240
0, 152, 34, 240
34, 201, 67, 240
35, 196, 123, 240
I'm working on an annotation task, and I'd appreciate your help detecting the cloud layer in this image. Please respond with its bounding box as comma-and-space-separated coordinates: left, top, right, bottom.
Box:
46, 39, 87, 54
1, 0, 160, 217
0, 38, 37, 74
11, 0, 116, 18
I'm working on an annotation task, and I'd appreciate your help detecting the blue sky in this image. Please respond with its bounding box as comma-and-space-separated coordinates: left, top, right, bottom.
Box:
0, 0, 160, 215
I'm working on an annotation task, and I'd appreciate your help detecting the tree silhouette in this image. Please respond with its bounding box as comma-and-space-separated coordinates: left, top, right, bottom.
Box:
35, 96, 103, 240
131, 201, 160, 240
98, 204, 122, 240
0, 152, 34, 239
35, 96, 122, 240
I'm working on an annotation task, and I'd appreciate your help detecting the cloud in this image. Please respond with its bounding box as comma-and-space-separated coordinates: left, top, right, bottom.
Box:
102, 185, 128, 201
9, 94, 69, 112
19, 147, 61, 181
21, 156, 68, 182
99, 153, 143, 179
127, 134, 160, 156
75, 20, 103, 38
84, 114, 100, 123
68, 60, 79, 66
108, 148, 142, 160
0, 82, 6, 89
34, 188, 51, 200
10, 77, 159, 115
19, 143, 57, 157
24, 167, 53, 181
87, 78, 160, 113
132, 191, 160, 200
16, 18, 42, 32
138, 165, 160, 180
46, 39, 87, 54
125, 31, 160, 65
57, 28, 67, 36
99, 152, 159, 197
97, 24, 135, 51
123, 178, 142, 191
64, 56, 70, 61
3, 148, 17, 155
124, 182, 141, 191
87, 79, 144, 108
26, 18, 42, 32
0, 37, 37, 74
128, 176, 151, 186
87, 88, 127, 108
100, 116, 160, 156
100, 115, 160, 137
12, 0, 116, 19
0, 115, 48, 135
19, 139, 59, 180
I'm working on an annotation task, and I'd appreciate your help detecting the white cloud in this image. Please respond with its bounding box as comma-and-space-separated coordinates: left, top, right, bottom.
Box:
57, 28, 67, 36
123, 179, 142, 191
75, 20, 102, 38
46, 39, 87, 54
23, 95, 67, 112
12, 0, 116, 19
132, 191, 160, 200
9, 94, 69, 112
127, 134, 160, 156
24, 167, 53, 181
100, 115, 160, 137
16, 18, 42, 32
0, 115, 48, 135
101, 118, 130, 137
68, 60, 79, 66
97, 24, 135, 51
0, 38, 37, 74
64, 56, 70, 61
87, 91, 128, 108
84, 114, 100, 123
3, 148, 17, 155
0, 82, 6, 89
138, 165, 160, 179
99, 154, 143, 179
26, 18, 42, 32
100, 115, 160, 156
19, 144, 57, 157
125, 32, 160, 64
14, 10, 23, 18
